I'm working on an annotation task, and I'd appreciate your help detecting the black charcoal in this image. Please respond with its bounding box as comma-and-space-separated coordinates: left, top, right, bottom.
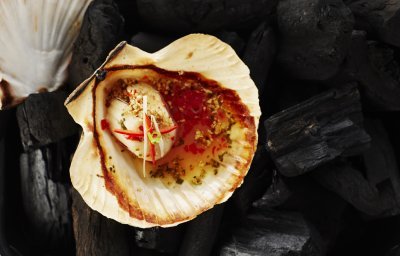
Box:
136, 0, 278, 32
0, 139, 12, 256
133, 225, 185, 254
365, 41, 400, 110
71, 189, 131, 256
346, 0, 400, 47
362, 118, 400, 216
19, 147, 72, 251
114, 0, 139, 35
242, 22, 276, 94
277, 0, 354, 80
277, 174, 347, 251
331, 31, 400, 110
130, 32, 178, 53
265, 84, 370, 177
179, 205, 224, 256
252, 172, 292, 209
312, 162, 400, 216
0, 110, 10, 139
364, 118, 400, 201
214, 31, 246, 55
387, 244, 400, 256
220, 209, 322, 256
16, 91, 78, 150
68, 0, 124, 88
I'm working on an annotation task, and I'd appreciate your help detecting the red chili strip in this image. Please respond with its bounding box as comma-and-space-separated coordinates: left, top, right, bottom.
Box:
150, 143, 156, 165
145, 114, 153, 133
160, 125, 178, 134
114, 129, 144, 136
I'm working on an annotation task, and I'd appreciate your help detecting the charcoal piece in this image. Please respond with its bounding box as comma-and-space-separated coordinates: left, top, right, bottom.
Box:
332, 31, 400, 110
228, 146, 272, 218
114, 0, 139, 35
68, 0, 124, 88
72, 189, 131, 256
387, 244, 400, 256
265, 84, 371, 177
242, 22, 276, 94
365, 41, 400, 110
220, 209, 322, 256
136, 0, 278, 32
16, 91, 78, 150
252, 172, 292, 209
0, 109, 11, 139
363, 119, 400, 208
19, 147, 72, 251
133, 225, 185, 254
0, 139, 12, 256
277, 0, 354, 80
214, 31, 246, 55
277, 174, 348, 251
312, 163, 400, 216
130, 32, 178, 53
179, 205, 224, 256
346, 0, 400, 47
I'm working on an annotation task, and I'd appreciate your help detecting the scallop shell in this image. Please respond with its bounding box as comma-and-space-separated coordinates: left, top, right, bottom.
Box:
0, 0, 92, 109
65, 34, 261, 228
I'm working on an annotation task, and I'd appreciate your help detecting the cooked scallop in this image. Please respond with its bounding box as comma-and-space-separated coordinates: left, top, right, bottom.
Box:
65, 34, 261, 227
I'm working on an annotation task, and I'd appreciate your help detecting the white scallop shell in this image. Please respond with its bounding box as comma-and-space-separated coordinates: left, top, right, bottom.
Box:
0, 0, 92, 109
66, 34, 261, 228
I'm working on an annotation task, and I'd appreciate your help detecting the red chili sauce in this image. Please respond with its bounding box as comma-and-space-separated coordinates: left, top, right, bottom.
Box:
98, 65, 256, 186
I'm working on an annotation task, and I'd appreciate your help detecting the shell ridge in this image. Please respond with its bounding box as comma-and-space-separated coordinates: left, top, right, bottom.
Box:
0, 0, 92, 109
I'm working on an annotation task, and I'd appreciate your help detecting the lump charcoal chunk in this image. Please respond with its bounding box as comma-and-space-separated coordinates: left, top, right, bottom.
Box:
252, 172, 292, 209
16, 91, 78, 150
277, 0, 354, 80
214, 31, 246, 55
136, 0, 278, 33
19, 147, 72, 251
345, 0, 400, 47
220, 209, 322, 256
130, 31, 245, 56
68, 0, 124, 88
364, 118, 400, 201
133, 225, 185, 254
265, 84, 371, 177
312, 162, 400, 217
365, 41, 400, 110
362, 118, 400, 216
130, 32, 178, 53
242, 22, 276, 94
387, 244, 400, 256
178, 205, 224, 256
72, 189, 131, 256
113, 0, 139, 35
0, 110, 11, 139
0, 139, 13, 256
332, 31, 400, 110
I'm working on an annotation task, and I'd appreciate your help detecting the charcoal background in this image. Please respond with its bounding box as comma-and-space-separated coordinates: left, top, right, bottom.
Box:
1, 0, 400, 255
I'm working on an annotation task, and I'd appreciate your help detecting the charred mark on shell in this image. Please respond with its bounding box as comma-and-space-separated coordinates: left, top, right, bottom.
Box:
95, 69, 107, 81
0, 80, 13, 109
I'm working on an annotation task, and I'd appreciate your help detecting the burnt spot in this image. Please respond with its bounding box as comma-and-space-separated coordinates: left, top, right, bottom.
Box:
37, 87, 48, 93
186, 51, 194, 59
95, 69, 107, 81
0, 79, 13, 109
